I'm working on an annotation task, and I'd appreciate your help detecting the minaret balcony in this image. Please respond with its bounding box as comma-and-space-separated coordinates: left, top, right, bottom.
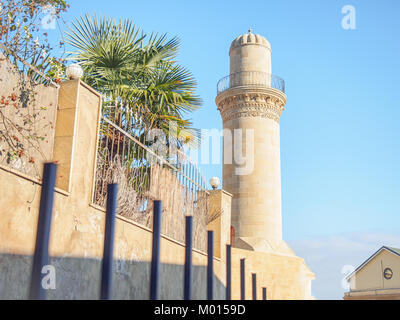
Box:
217, 71, 285, 95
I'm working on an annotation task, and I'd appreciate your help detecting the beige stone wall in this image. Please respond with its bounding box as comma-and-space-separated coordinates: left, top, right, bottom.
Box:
0, 79, 314, 300
231, 248, 314, 300
207, 190, 232, 260
0, 168, 226, 299
0, 56, 58, 178
0, 79, 226, 299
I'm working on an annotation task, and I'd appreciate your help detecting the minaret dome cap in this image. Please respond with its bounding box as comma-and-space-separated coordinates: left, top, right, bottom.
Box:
229, 29, 271, 53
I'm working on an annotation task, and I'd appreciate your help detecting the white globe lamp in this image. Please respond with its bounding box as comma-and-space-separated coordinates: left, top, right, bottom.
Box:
209, 177, 220, 190
66, 63, 84, 80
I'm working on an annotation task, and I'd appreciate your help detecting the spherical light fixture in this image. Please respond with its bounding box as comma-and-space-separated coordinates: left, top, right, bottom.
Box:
209, 177, 220, 190
66, 63, 84, 80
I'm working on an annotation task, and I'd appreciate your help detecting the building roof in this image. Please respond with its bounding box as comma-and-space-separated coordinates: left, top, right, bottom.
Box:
230, 29, 271, 51
346, 246, 400, 280
386, 246, 400, 256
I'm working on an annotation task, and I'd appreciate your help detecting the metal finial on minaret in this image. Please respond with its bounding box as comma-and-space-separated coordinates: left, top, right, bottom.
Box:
248, 28, 252, 34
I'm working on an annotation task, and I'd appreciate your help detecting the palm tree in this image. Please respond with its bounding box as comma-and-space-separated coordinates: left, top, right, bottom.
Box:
64, 14, 202, 146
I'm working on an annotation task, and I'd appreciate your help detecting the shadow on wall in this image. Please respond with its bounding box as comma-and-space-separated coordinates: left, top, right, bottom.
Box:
0, 253, 225, 300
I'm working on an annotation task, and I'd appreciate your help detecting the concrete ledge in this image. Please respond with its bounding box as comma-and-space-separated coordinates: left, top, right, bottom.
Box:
216, 85, 287, 106
0, 164, 70, 197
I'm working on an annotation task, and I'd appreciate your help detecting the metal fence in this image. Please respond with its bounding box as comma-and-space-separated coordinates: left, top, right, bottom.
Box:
217, 71, 285, 95
93, 109, 210, 251
30, 163, 269, 300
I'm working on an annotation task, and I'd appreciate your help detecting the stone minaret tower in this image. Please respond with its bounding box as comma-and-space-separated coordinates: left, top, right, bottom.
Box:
216, 30, 288, 252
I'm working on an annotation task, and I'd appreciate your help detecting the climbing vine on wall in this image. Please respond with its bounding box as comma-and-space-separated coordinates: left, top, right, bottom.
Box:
0, 0, 69, 176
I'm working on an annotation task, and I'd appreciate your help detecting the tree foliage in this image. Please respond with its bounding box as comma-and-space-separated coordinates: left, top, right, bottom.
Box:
0, 0, 69, 172
0, 0, 69, 82
65, 14, 202, 147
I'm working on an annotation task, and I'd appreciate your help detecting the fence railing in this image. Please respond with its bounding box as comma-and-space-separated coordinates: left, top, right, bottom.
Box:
93, 110, 210, 251
217, 71, 285, 95
30, 163, 269, 300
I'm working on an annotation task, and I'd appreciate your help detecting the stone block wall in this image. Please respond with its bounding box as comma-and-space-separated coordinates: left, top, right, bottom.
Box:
0, 79, 314, 300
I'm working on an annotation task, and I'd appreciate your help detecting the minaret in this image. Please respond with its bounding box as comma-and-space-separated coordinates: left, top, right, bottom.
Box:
216, 30, 287, 252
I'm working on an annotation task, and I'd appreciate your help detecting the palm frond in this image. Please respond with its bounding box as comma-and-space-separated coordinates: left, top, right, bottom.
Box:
65, 14, 202, 148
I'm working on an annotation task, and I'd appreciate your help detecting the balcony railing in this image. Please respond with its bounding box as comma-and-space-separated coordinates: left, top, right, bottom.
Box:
217, 71, 285, 95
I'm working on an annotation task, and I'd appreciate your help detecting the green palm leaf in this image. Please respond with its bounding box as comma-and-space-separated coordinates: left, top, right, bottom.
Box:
65, 14, 202, 148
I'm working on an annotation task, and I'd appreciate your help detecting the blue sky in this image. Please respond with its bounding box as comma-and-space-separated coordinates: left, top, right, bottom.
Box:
53, 0, 400, 299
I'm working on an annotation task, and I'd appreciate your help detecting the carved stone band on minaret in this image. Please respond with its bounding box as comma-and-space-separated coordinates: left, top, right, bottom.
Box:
216, 86, 287, 124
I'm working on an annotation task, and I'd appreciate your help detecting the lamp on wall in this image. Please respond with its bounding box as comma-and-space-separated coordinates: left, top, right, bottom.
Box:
209, 177, 220, 190
66, 64, 84, 80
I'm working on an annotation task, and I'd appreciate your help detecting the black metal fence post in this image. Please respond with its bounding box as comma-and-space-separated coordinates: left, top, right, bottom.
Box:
240, 259, 245, 300
263, 287, 268, 300
184, 216, 193, 300
29, 163, 57, 300
226, 244, 232, 300
252, 273, 257, 300
150, 200, 162, 300
100, 184, 118, 300
207, 231, 214, 300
